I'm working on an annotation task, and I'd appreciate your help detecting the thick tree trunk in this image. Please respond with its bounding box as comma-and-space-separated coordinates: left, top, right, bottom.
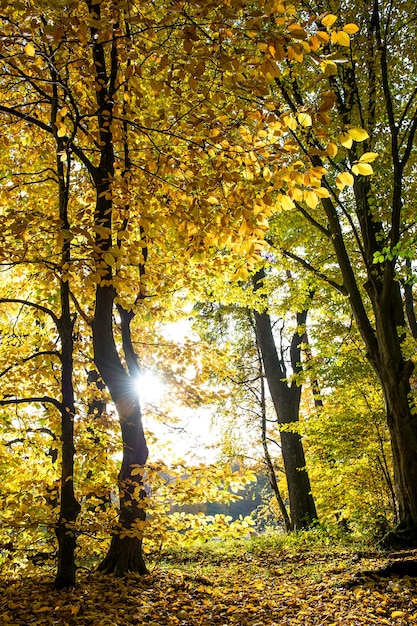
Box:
93, 284, 149, 575
371, 290, 417, 534
97, 399, 148, 575
253, 282, 318, 529
383, 375, 417, 533
84, 2, 149, 573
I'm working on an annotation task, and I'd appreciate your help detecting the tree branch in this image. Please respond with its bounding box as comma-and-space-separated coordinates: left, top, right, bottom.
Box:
0, 298, 59, 326
280, 249, 347, 295
0, 396, 62, 410
0, 350, 61, 378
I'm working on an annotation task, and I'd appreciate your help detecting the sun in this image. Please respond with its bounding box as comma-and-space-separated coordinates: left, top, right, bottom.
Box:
135, 371, 166, 406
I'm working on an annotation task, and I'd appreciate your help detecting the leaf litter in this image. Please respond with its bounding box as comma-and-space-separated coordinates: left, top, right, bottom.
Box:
2, 544, 417, 625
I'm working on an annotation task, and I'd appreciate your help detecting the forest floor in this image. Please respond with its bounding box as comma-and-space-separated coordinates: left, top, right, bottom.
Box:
1, 534, 417, 625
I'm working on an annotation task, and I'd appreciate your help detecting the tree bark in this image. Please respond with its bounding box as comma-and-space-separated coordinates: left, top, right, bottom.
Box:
253, 271, 318, 530
369, 280, 417, 533
84, 0, 149, 573
54, 127, 80, 588
92, 284, 149, 575
258, 343, 292, 531
54, 305, 81, 588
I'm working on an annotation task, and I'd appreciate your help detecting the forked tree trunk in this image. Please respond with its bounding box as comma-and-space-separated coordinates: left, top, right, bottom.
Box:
324, 184, 417, 536
93, 284, 149, 575
257, 332, 292, 531
253, 272, 318, 529
260, 405, 292, 532
84, 0, 149, 574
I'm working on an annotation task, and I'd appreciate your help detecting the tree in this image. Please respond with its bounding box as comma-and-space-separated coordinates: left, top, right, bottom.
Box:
0, 0, 273, 578
0, 52, 81, 585
229, 0, 417, 537
253, 268, 318, 529
193, 294, 316, 531
302, 294, 396, 533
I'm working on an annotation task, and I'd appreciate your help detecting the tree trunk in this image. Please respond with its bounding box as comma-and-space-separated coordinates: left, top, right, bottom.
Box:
53, 255, 80, 586
54, 301, 81, 588
84, 0, 149, 573
54, 124, 80, 588
371, 288, 417, 534
97, 398, 148, 575
93, 284, 149, 575
253, 274, 317, 529
258, 345, 292, 531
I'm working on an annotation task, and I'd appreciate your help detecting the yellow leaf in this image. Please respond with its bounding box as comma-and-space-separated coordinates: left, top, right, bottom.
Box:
326, 142, 338, 158
131, 467, 144, 476
316, 31, 330, 44
304, 190, 318, 209
238, 220, 252, 236
104, 252, 115, 266
243, 168, 254, 181
278, 194, 295, 210
297, 112, 312, 127
359, 151, 378, 163
288, 43, 303, 62
321, 14, 338, 27
352, 162, 373, 176
33, 606, 52, 613
261, 58, 281, 78
315, 187, 330, 198
57, 125, 67, 138
24, 42, 35, 56
289, 187, 303, 201
336, 31, 350, 46
281, 114, 297, 130
336, 171, 354, 190
340, 132, 353, 148
347, 126, 369, 141
320, 59, 338, 76
343, 23, 360, 34
233, 266, 249, 281
287, 23, 307, 40
207, 196, 220, 205
391, 611, 405, 619
263, 166, 272, 182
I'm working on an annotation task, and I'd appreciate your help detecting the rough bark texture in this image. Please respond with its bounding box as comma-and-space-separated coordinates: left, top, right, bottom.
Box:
97, 399, 148, 576
369, 281, 417, 533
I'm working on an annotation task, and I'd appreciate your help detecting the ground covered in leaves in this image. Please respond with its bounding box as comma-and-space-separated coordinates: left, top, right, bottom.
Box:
2, 536, 417, 625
